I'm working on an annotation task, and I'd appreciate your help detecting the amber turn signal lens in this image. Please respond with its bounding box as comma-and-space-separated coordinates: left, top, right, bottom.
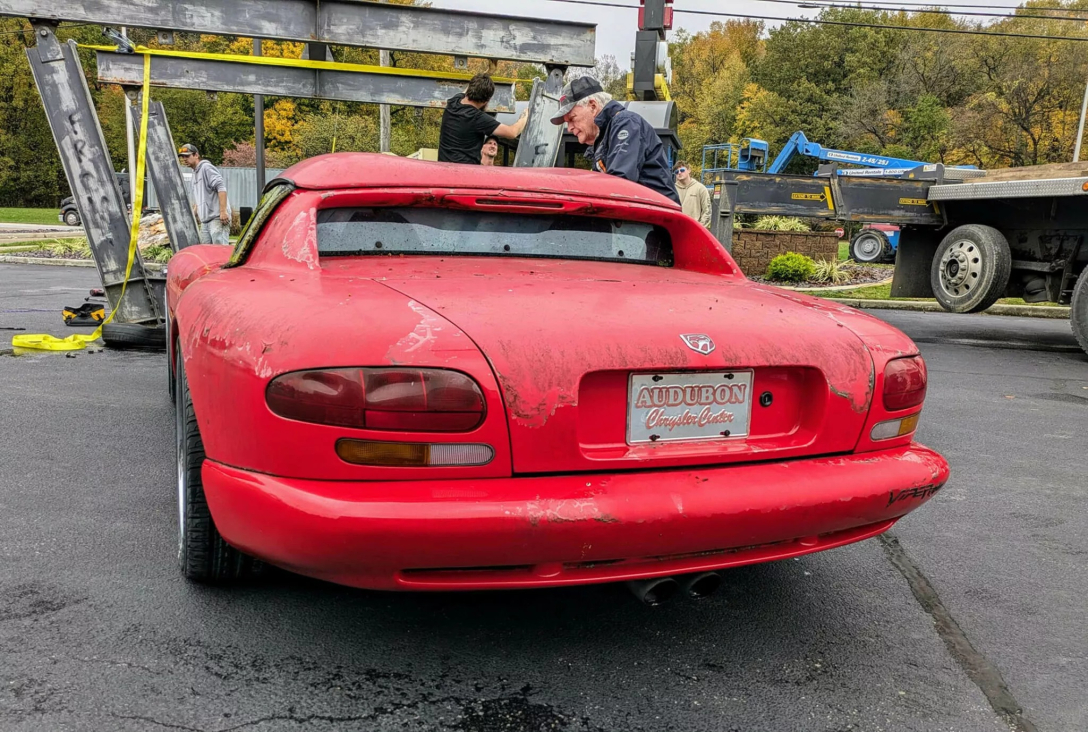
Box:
336, 439, 495, 467
870, 412, 920, 441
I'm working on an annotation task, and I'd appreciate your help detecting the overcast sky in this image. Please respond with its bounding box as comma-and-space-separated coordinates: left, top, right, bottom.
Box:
429, 0, 1035, 67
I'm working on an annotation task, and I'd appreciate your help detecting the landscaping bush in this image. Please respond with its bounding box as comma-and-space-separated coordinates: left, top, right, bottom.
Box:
143, 244, 174, 264
44, 238, 92, 259
812, 258, 850, 285
766, 252, 816, 283
752, 215, 810, 232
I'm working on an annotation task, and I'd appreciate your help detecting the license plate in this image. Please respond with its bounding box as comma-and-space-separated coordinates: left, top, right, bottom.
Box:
627, 371, 754, 444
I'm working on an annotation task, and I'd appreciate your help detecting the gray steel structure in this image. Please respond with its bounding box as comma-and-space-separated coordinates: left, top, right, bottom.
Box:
512, 71, 566, 169
97, 51, 519, 112
0, 0, 596, 65
136, 100, 200, 251
9, 2, 599, 326
26, 27, 162, 325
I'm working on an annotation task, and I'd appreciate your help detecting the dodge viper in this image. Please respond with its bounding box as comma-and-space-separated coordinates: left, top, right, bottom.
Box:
166, 153, 948, 600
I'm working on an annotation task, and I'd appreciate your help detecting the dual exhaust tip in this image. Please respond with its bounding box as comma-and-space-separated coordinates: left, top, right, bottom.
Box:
626, 571, 724, 606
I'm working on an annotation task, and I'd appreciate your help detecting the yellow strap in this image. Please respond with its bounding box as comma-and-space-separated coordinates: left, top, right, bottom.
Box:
13, 53, 151, 352
81, 44, 524, 85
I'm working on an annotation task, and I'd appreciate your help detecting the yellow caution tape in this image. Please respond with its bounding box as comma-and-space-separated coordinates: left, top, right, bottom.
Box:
13, 52, 152, 352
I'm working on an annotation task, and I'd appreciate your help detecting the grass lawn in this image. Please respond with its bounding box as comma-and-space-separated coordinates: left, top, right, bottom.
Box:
810, 282, 1063, 307
838, 240, 849, 261
0, 207, 60, 226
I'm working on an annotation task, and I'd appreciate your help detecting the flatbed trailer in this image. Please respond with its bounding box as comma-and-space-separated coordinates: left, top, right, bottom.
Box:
713, 163, 1088, 355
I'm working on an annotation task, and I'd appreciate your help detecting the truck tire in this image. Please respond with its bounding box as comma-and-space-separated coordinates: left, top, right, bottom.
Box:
176, 351, 262, 584
64, 210, 80, 227
930, 224, 1012, 313
1071, 267, 1088, 357
102, 322, 167, 351
851, 231, 890, 263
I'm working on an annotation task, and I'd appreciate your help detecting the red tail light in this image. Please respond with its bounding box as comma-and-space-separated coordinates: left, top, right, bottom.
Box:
883, 356, 927, 411
267, 368, 485, 432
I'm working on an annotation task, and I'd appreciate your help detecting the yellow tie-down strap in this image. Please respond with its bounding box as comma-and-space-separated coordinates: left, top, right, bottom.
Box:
81, 44, 522, 85
12, 53, 152, 352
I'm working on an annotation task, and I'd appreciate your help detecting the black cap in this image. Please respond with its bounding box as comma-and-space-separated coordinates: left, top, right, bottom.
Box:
550, 76, 605, 125
178, 143, 198, 157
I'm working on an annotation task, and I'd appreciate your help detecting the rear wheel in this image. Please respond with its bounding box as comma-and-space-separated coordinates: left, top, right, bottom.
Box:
851, 230, 890, 263
930, 224, 1011, 313
1071, 266, 1088, 357
176, 351, 261, 584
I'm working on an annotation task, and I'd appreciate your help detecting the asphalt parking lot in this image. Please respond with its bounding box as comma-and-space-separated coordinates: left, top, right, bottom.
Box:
2, 262, 1086, 732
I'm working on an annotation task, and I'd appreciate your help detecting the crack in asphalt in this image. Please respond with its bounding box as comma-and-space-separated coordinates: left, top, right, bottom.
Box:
879, 533, 1038, 732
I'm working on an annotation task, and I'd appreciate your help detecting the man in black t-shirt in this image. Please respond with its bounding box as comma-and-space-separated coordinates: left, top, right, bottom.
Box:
438, 74, 527, 164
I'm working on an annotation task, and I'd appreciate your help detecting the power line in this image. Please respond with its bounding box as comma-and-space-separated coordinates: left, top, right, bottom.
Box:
536, 0, 1088, 42
754, 0, 1088, 23
793, 0, 1084, 9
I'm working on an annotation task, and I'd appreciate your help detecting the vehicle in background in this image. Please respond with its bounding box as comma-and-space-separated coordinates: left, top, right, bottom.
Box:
59, 171, 132, 227
165, 153, 948, 599
851, 224, 900, 264
702, 131, 976, 183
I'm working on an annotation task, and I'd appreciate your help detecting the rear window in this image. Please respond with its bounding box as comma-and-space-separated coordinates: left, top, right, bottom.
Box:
316, 207, 673, 266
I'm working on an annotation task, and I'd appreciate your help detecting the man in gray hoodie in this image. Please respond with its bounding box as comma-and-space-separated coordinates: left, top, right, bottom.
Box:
179, 143, 231, 245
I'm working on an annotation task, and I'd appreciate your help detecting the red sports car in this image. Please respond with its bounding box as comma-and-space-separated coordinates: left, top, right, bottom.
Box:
166, 154, 947, 602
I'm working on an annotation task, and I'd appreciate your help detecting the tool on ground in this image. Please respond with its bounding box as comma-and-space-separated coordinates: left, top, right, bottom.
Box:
62, 303, 106, 327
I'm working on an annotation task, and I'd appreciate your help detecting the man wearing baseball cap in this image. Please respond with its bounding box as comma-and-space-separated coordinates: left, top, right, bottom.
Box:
551, 76, 679, 204
178, 143, 231, 245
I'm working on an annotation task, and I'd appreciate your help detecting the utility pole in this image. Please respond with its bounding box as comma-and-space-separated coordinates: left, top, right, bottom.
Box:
122, 26, 137, 206
379, 0, 391, 153
253, 37, 266, 205
1075, 73, 1088, 162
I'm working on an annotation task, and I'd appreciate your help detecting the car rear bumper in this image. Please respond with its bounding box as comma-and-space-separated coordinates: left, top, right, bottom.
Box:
202, 444, 949, 591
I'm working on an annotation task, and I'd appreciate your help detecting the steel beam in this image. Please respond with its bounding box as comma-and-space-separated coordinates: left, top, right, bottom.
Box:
27, 29, 161, 324
135, 100, 200, 251
96, 52, 517, 112
0, 0, 596, 65
513, 72, 565, 168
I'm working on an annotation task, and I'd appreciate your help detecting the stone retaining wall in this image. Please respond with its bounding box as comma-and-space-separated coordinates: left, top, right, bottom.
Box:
730, 230, 839, 276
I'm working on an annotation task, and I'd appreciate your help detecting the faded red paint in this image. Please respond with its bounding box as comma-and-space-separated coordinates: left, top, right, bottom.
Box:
166, 153, 948, 591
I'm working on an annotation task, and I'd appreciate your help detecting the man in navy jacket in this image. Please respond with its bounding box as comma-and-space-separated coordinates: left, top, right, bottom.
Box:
551, 76, 679, 205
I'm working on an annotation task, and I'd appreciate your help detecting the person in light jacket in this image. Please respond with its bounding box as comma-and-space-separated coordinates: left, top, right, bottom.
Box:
674, 160, 711, 229
179, 143, 231, 245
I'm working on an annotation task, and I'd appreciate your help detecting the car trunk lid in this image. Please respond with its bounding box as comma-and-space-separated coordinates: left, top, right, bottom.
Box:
371, 258, 875, 474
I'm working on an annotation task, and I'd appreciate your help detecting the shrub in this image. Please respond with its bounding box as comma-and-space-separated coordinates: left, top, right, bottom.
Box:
752, 215, 810, 232
766, 252, 816, 283
143, 244, 174, 264
812, 258, 850, 285
44, 238, 92, 258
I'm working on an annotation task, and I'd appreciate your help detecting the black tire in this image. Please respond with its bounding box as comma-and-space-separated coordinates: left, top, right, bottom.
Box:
176, 351, 261, 584
64, 210, 80, 227
102, 322, 167, 351
930, 224, 1012, 313
851, 230, 891, 263
167, 341, 176, 405
1071, 266, 1088, 357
